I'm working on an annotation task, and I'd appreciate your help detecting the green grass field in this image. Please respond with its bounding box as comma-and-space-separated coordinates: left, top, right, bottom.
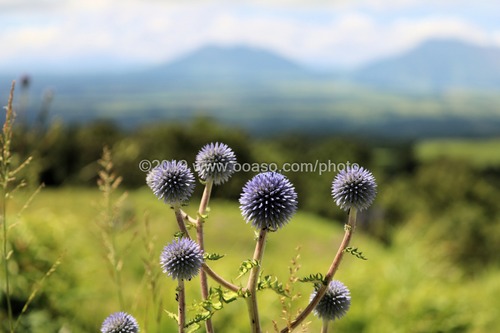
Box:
415, 138, 500, 168
5, 186, 499, 332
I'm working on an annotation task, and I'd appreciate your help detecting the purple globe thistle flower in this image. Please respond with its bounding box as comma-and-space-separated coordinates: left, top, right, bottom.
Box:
101, 312, 139, 333
239, 172, 298, 230
160, 238, 204, 280
310, 280, 351, 321
331, 166, 377, 211
195, 142, 237, 185
146, 160, 195, 206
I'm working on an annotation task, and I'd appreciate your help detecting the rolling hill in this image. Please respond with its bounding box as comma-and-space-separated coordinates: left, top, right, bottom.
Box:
353, 39, 500, 90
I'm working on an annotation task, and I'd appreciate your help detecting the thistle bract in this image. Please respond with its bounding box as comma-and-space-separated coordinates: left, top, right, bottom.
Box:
311, 280, 351, 321
195, 142, 237, 185
146, 160, 195, 206
331, 166, 377, 211
101, 312, 139, 333
160, 238, 203, 280
239, 172, 297, 230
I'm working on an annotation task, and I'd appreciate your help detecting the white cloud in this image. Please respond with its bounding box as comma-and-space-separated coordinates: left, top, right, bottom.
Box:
0, 0, 499, 72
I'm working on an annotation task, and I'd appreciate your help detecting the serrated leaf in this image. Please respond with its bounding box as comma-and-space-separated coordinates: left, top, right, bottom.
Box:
299, 273, 325, 284
204, 253, 225, 261
236, 259, 259, 279
344, 247, 368, 260
258, 275, 288, 297
186, 312, 211, 329
210, 286, 239, 304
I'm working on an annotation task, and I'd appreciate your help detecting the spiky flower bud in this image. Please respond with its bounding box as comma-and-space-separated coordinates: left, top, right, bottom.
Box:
195, 142, 237, 185
160, 238, 203, 280
101, 312, 139, 333
311, 280, 351, 321
331, 166, 377, 211
146, 160, 195, 206
239, 172, 297, 230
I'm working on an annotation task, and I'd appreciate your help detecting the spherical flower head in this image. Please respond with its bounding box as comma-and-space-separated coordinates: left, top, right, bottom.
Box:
311, 280, 351, 321
160, 238, 203, 280
331, 166, 377, 211
239, 172, 298, 230
195, 142, 237, 185
146, 160, 195, 206
101, 312, 139, 333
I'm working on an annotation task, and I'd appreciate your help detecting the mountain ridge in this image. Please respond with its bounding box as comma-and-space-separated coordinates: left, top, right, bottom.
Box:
137, 38, 500, 90
353, 38, 500, 90
138, 44, 317, 85
2, 38, 500, 138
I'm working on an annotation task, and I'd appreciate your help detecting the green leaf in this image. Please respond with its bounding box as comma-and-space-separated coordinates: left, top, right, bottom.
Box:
186, 312, 211, 329
344, 247, 368, 260
173, 231, 185, 239
185, 324, 201, 333
236, 259, 259, 279
299, 273, 325, 285
257, 275, 289, 297
210, 286, 239, 304
204, 253, 225, 261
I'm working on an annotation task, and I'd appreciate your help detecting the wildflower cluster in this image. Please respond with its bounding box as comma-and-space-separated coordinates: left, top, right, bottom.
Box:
102, 141, 377, 333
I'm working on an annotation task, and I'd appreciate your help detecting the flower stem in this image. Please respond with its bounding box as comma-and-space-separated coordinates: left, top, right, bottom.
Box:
174, 208, 190, 237
202, 263, 240, 292
280, 208, 358, 333
321, 319, 330, 333
196, 180, 214, 333
245, 228, 268, 333
178, 279, 186, 333
175, 207, 240, 293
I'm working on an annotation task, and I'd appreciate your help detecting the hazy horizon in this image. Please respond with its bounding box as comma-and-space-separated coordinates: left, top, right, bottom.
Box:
2, 0, 500, 74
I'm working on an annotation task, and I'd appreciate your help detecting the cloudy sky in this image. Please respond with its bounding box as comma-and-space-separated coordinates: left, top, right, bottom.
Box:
1, 0, 500, 73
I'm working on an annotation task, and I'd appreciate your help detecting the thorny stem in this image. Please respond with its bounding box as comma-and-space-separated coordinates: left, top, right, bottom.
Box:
280, 208, 358, 333
244, 228, 268, 333
196, 180, 214, 333
1, 81, 16, 333
177, 279, 186, 333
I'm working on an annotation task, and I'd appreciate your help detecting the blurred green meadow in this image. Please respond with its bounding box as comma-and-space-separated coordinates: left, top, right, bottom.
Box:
6, 185, 500, 332
2, 119, 500, 332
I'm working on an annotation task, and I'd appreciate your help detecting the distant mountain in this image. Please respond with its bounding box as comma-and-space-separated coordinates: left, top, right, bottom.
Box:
3, 39, 500, 138
144, 44, 314, 84
353, 39, 500, 90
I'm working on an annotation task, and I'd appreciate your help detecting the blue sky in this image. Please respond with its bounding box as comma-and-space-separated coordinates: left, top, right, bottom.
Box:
1, 0, 499, 73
